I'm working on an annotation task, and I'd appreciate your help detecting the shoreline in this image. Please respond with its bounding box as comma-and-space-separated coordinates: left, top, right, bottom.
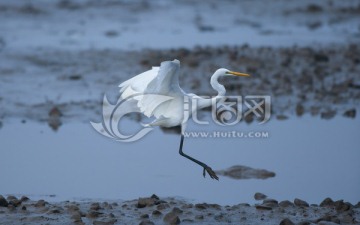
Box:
1, 194, 359, 225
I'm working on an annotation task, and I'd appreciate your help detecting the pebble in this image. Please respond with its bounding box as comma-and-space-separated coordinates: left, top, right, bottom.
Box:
317, 222, 340, 225
20, 196, 30, 202
71, 211, 82, 220
255, 204, 272, 210
297, 221, 311, 225
152, 210, 162, 216
279, 200, 294, 208
157, 203, 170, 210
34, 200, 47, 207
48, 207, 62, 214
140, 214, 149, 219
137, 197, 158, 208
8, 199, 22, 207
86, 210, 102, 218
343, 108, 356, 118
0, 195, 9, 207
276, 115, 288, 120
320, 110, 336, 119
6, 196, 18, 201
296, 103, 305, 116
279, 218, 295, 225
263, 198, 278, 207
139, 219, 155, 225
90, 202, 102, 211
163, 211, 180, 225
294, 198, 309, 207
320, 197, 334, 207
195, 215, 204, 220
172, 207, 183, 214
93, 219, 117, 225
334, 200, 352, 211
254, 192, 267, 200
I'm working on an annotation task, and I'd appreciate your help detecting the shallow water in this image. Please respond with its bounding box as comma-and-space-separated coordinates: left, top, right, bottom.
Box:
0, 116, 359, 205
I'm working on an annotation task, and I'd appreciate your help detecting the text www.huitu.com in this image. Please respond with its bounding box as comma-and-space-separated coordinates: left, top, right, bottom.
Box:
183, 131, 270, 138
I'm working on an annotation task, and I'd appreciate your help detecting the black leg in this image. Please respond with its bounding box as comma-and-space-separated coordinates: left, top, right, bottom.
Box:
178, 134, 219, 180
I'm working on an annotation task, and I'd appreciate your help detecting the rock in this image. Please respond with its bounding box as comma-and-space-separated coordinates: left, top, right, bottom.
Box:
86, 210, 102, 218
320, 110, 336, 119
137, 197, 158, 208
0, 195, 9, 207
255, 204, 272, 210
9, 199, 22, 207
71, 211, 82, 220
172, 207, 183, 214
180, 204, 193, 209
279, 218, 295, 225
195, 215, 204, 220
20, 196, 30, 202
104, 30, 119, 38
343, 109, 356, 118
6, 195, 17, 201
150, 194, 159, 200
48, 207, 62, 214
48, 106, 62, 131
7, 204, 16, 211
355, 202, 360, 208
254, 192, 267, 200
90, 202, 102, 211
297, 221, 311, 225
320, 197, 334, 207
314, 53, 329, 62
276, 115, 288, 120
316, 215, 340, 224
334, 200, 351, 211
93, 220, 117, 225
140, 214, 149, 219
195, 203, 207, 210
263, 198, 278, 207
294, 198, 309, 207
163, 211, 180, 225
317, 222, 339, 225
150, 210, 161, 217
157, 203, 170, 210
21, 206, 27, 211
296, 103, 304, 116
279, 200, 294, 207
215, 165, 275, 180
307, 4, 323, 13
34, 200, 47, 207
66, 204, 80, 212
139, 220, 155, 225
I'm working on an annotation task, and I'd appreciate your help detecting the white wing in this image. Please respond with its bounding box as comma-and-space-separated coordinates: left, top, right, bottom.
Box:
119, 59, 185, 122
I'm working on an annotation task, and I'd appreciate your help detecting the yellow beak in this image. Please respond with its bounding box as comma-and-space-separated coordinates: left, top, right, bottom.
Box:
226, 71, 250, 77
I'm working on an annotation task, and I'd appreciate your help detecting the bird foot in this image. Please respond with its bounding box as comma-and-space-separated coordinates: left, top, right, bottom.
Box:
203, 165, 219, 180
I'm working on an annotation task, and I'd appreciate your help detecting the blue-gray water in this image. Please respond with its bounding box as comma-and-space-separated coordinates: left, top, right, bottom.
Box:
0, 116, 359, 205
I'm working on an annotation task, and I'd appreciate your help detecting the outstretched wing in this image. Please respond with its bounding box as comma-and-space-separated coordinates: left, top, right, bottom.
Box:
119, 59, 185, 120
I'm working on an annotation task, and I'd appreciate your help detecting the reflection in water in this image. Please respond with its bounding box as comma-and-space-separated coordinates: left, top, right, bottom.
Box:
216, 165, 275, 180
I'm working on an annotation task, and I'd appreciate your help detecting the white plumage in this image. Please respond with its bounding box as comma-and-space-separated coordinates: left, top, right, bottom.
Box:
115, 59, 250, 180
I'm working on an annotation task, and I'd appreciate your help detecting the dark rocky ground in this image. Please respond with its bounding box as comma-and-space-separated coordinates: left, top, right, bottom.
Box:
0, 194, 359, 225
0, 44, 359, 129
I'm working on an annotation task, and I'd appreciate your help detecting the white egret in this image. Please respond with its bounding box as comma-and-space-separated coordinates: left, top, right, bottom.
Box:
119, 59, 250, 180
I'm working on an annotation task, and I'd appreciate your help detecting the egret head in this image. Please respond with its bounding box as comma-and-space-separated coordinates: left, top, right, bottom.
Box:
215, 68, 250, 77
219, 68, 250, 77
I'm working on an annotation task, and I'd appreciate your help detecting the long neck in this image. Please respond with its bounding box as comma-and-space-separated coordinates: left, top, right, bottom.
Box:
194, 70, 225, 109
210, 70, 226, 97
